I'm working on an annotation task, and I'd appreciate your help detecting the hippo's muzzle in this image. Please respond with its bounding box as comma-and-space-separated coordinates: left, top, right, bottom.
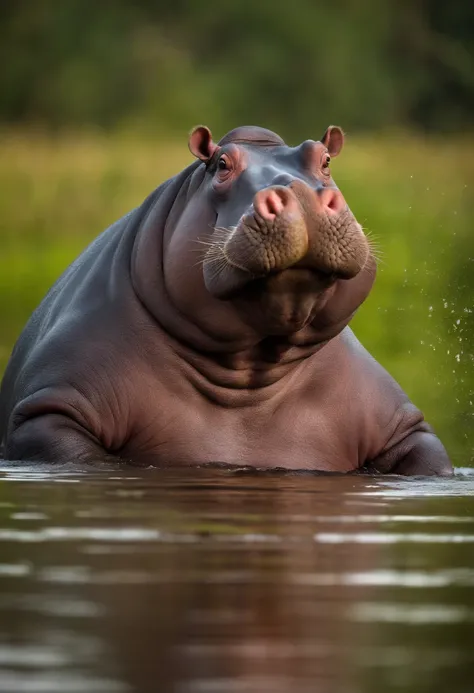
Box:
203, 180, 370, 299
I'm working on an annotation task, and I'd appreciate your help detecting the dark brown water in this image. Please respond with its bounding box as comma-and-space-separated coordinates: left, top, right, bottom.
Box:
0, 465, 473, 693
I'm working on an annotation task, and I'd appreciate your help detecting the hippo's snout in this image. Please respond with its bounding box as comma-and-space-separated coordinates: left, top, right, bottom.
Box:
223, 186, 309, 277
217, 181, 369, 286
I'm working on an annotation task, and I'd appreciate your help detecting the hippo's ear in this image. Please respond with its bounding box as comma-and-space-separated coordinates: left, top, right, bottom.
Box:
321, 126, 345, 157
189, 126, 218, 162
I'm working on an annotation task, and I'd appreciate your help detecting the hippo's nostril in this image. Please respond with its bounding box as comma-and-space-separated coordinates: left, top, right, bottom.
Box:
266, 191, 284, 217
254, 187, 290, 220
319, 188, 345, 215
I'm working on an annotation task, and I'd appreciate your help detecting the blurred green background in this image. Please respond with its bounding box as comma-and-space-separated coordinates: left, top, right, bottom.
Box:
0, 0, 472, 464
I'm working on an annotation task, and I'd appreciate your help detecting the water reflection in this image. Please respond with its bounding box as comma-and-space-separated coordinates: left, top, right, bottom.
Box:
0, 466, 473, 693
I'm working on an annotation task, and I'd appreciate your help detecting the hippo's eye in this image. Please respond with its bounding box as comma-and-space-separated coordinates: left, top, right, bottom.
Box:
322, 154, 331, 169
213, 153, 234, 186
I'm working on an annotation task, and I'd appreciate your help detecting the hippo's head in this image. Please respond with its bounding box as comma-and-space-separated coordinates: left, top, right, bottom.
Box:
161, 125, 376, 342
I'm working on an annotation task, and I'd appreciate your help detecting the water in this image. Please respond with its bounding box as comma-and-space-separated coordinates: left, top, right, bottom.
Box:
0, 465, 473, 693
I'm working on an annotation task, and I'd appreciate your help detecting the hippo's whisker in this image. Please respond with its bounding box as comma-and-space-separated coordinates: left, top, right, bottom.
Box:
367, 243, 385, 265
192, 250, 223, 269
205, 246, 228, 261
363, 229, 384, 264
367, 238, 383, 253
194, 227, 233, 251
207, 255, 229, 271
190, 236, 230, 270
190, 242, 221, 252
204, 257, 231, 284
370, 248, 385, 262
201, 243, 228, 264
365, 229, 382, 243
195, 235, 225, 245
210, 227, 236, 244
192, 257, 208, 269
367, 239, 383, 252
193, 240, 220, 249
187, 244, 229, 275
203, 223, 233, 236
213, 225, 236, 235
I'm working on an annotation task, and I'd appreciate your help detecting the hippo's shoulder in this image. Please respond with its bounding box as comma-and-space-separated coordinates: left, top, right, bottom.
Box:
309, 326, 421, 422
336, 327, 405, 388
333, 327, 429, 451
0, 301, 169, 450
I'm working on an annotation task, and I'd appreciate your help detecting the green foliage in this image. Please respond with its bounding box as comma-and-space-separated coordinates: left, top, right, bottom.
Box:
0, 130, 472, 464
0, 1, 473, 136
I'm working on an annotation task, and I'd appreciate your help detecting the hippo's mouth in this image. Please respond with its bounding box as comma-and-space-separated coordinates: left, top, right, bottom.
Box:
226, 268, 341, 335
202, 182, 370, 301
204, 261, 336, 302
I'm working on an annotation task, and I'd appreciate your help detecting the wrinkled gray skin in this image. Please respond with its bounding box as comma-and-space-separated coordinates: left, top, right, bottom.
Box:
0, 125, 453, 475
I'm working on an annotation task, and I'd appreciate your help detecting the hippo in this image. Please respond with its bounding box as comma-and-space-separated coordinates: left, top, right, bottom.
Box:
0, 124, 452, 475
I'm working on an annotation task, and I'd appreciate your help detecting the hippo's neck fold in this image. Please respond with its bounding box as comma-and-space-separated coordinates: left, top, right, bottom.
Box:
168, 333, 329, 397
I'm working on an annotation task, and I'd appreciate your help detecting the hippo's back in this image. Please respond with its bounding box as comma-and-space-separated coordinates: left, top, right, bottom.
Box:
0, 212, 135, 446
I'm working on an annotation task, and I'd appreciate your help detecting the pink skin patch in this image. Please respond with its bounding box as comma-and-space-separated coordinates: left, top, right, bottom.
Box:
253, 187, 298, 221
319, 188, 345, 215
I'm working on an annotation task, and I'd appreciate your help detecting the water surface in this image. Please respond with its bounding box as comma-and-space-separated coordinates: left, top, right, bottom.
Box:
0, 465, 473, 693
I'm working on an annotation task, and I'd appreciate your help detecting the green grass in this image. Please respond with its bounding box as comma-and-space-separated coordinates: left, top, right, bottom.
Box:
0, 129, 473, 464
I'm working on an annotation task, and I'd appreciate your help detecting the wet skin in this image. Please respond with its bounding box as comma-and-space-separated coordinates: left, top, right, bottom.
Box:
0, 125, 453, 475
